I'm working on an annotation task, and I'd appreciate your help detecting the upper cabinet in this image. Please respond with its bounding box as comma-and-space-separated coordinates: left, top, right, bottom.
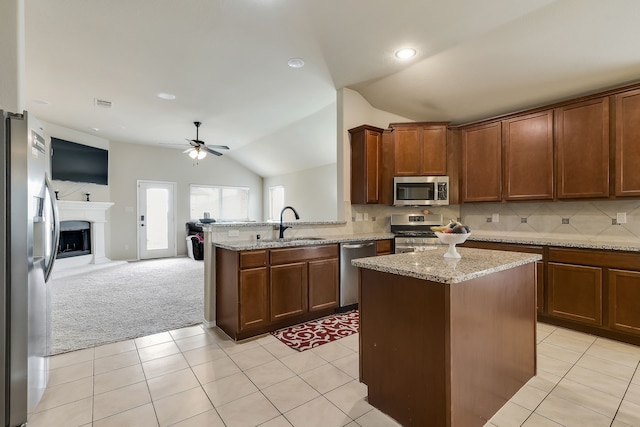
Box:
555, 97, 610, 199
502, 110, 554, 201
348, 125, 383, 204
615, 89, 640, 197
461, 122, 502, 202
389, 122, 448, 176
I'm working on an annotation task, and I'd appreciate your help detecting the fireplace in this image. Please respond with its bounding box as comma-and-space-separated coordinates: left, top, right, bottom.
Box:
58, 221, 91, 259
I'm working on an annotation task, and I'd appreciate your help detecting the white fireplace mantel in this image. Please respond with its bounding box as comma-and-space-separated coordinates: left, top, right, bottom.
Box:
56, 200, 114, 267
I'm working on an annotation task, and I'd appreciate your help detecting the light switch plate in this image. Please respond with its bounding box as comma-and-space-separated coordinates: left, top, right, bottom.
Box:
492, 213, 500, 223
355, 213, 363, 222
617, 212, 627, 224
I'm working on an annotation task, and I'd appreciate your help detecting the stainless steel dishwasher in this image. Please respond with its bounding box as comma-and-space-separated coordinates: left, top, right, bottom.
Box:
339, 241, 377, 308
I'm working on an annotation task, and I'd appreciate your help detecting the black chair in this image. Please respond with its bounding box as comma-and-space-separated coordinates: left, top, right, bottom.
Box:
185, 221, 204, 260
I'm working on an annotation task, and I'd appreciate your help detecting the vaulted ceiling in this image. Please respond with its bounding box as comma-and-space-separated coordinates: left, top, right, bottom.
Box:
24, 0, 640, 177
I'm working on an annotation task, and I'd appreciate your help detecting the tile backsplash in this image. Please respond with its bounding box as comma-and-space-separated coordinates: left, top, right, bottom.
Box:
461, 200, 640, 242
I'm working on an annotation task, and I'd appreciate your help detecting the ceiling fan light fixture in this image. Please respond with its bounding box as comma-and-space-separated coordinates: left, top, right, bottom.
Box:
189, 149, 198, 159
395, 48, 416, 60
197, 150, 207, 160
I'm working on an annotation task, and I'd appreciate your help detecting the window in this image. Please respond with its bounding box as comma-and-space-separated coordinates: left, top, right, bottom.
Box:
190, 185, 249, 221
269, 186, 285, 221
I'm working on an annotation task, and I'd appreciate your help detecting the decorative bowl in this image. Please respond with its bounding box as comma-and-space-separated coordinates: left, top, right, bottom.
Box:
434, 231, 470, 258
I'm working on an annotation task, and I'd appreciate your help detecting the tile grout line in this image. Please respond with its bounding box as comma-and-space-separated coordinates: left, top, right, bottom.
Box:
608, 359, 640, 427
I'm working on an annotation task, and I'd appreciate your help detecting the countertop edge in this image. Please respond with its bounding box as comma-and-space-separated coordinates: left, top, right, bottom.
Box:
213, 233, 395, 251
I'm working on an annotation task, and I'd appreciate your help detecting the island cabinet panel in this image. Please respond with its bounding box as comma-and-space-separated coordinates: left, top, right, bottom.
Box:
270, 262, 308, 322
308, 258, 339, 312
555, 97, 610, 199
359, 263, 536, 427
461, 122, 502, 202
614, 89, 640, 196
608, 269, 640, 336
349, 125, 383, 204
502, 110, 554, 200
239, 267, 269, 331
548, 262, 603, 326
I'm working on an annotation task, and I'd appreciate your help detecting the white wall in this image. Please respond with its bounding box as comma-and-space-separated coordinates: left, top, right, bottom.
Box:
263, 163, 337, 222
108, 141, 263, 260
0, 0, 24, 113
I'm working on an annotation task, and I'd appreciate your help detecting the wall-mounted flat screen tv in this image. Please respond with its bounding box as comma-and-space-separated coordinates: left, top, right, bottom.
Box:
51, 137, 108, 185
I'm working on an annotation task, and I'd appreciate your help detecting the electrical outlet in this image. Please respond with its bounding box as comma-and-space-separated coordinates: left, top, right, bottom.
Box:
612, 218, 618, 225
228, 229, 240, 237
492, 213, 500, 223
521, 218, 528, 224
486, 217, 492, 223
617, 212, 627, 224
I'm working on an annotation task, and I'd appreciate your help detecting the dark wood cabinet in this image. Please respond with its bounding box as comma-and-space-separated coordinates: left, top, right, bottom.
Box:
548, 262, 602, 326
239, 267, 269, 331
216, 244, 339, 340
390, 122, 448, 176
614, 89, 640, 197
502, 110, 554, 200
461, 122, 502, 202
608, 269, 640, 336
270, 262, 307, 322
555, 97, 610, 199
308, 258, 339, 312
349, 125, 383, 204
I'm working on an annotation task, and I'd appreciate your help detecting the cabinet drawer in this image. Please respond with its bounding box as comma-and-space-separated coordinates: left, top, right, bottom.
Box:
239, 250, 268, 269
270, 244, 338, 265
548, 248, 640, 270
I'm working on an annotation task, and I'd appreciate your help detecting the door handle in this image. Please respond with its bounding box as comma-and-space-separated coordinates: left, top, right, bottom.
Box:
44, 174, 60, 282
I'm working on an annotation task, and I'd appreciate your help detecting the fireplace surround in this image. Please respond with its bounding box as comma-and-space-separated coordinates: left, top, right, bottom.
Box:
54, 201, 114, 269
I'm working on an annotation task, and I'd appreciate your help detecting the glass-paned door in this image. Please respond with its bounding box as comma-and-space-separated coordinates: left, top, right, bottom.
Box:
138, 180, 176, 259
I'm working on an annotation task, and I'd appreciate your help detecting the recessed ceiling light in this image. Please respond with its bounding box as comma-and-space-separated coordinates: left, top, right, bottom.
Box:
91, 127, 100, 132
287, 58, 305, 68
157, 92, 176, 100
395, 48, 417, 60
32, 98, 50, 105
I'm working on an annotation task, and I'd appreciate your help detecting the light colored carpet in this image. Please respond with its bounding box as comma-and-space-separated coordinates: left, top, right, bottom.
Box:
49, 257, 204, 355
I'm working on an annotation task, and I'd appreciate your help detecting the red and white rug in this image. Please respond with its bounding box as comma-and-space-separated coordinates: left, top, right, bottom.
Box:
272, 310, 359, 351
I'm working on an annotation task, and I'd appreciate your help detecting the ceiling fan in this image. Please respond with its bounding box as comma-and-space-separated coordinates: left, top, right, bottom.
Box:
183, 121, 229, 160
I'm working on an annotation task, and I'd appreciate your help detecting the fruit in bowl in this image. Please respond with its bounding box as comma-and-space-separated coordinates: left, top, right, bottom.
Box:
431, 219, 471, 234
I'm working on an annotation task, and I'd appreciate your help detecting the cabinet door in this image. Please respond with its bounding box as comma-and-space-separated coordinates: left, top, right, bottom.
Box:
270, 262, 308, 322
308, 258, 339, 312
461, 122, 502, 202
394, 127, 422, 175
536, 261, 544, 314
349, 126, 382, 204
608, 269, 640, 336
615, 89, 640, 196
239, 267, 269, 331
548, 262, 602, 325
555, 97, 610, 199
503, 111, 554, 200
420, 125, 448, 175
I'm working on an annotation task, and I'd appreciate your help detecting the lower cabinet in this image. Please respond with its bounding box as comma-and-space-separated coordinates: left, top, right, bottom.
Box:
608, 269, 640, 335
216, 244, 339, 340
547, 262, 602, 326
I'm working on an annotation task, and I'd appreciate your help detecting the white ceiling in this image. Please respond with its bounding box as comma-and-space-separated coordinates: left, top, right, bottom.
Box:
24, 0, 640, 177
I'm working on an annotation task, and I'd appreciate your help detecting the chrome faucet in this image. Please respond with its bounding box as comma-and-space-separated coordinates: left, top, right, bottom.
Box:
279, 206, 300, 238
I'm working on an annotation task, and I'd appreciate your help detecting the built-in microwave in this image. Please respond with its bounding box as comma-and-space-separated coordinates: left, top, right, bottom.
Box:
393, 176, 449, 206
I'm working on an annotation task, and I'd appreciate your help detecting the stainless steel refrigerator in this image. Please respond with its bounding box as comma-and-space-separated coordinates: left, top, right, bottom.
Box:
1, 110, 59, 426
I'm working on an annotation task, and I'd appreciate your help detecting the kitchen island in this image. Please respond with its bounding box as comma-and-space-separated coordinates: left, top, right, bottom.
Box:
352, 247, 541, 427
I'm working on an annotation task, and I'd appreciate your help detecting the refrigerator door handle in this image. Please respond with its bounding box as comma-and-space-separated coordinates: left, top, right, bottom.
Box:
43, 173, 60, 282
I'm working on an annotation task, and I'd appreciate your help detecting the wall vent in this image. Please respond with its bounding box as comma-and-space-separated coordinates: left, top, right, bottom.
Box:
94, 98, 112, 108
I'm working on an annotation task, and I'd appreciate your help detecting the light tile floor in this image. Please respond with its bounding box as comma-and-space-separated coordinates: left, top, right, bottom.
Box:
28, 322, 640, 427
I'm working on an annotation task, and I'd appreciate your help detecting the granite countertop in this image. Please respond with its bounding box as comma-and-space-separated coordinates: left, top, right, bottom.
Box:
214, 233, 395, 251
467, 232, 640, 252
351, 247, 541, 284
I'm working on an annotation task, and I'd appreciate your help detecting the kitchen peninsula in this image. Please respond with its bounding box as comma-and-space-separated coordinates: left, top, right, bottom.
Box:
352, 247, 541, 427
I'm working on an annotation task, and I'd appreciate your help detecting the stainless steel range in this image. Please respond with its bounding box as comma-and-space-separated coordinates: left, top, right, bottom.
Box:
391, 213, 444, 253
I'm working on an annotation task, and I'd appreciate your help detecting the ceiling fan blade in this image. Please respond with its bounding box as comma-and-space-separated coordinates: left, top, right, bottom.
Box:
204, 146, 223, 156
206, 144, 230, 150
186, 138, 201, 147
182, 147, 195, 153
